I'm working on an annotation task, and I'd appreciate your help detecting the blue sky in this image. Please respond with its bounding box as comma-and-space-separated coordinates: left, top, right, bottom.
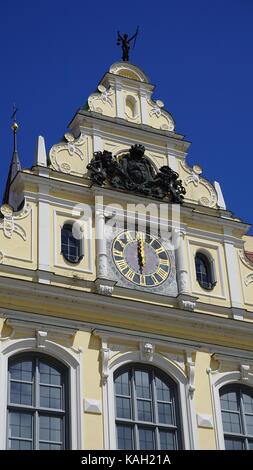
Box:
0, 0, 252, 232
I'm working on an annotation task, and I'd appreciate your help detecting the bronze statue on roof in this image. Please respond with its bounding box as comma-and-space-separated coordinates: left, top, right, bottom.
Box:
117, 27, 139, 61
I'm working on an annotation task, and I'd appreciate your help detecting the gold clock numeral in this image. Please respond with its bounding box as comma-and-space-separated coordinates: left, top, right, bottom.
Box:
155, 246, 166, 255
117, 238, 127, 248
140, 274, 146, 286
156, 267, 168, 280
159, 259, 170, 266
125, 231, 134, 243
113, 249, 124, 257
151, 274, 159, 286
116, 259, 128, 271
125, 268, 135, 281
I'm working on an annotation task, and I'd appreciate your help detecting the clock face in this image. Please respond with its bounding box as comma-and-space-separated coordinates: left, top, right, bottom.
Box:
112, 230, 171, 287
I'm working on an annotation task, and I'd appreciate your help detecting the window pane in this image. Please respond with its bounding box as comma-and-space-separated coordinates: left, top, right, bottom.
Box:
115, 372, 130, 396
114, 366, 181, 451
61, 226, 81, 263
40, 442, 62, 450
9, 412, 32, 439
222, 411, 241, 434
158, 402, 173, 425
40, 385, 61, 409
220, 390, 238, 411
116, 397, 131, 419
9, 360, 33, 382
160, 430, 176, 450
39, 415, 62, 443
139, 427, 154, 450
10, 439, 32, 450
10, 382, 32, 405
224, 438, 244, 450
156, 377, 171, 402
137, 400, 152, 422
248, 440, 253, 450
39, 362, 61, 386
243, 391, 253, 414
195, 254, 211, 289
135, 371, 150, 399
117, 425, 133, 450
245, 414, 253, 436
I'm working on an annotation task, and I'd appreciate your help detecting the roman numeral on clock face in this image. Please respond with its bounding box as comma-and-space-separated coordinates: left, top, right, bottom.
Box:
156, 267, 168, 280
159, 259, 170, 266
155, 246, 166, 255
116, 259, 128, 271
125, 231, 135, 243
125, 268, 135, 281
113, 249, 124, 257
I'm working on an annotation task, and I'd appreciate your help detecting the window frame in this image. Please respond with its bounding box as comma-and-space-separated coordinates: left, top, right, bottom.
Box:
219, 383, 253, 450
195, 251, 216, 291
114, 364, 183, 450
7, 352, 69, 450
61, 222, 84, 265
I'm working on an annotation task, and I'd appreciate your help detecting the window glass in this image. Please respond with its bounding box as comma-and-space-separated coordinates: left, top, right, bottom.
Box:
220, 384, 253, 450
61, 223, 82, 264
8, 354, 68, 450
195, 253, 214, 290
114, 365, 181, 450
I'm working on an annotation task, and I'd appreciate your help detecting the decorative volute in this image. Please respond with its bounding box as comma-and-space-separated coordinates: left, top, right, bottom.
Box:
87, 62, 175, 131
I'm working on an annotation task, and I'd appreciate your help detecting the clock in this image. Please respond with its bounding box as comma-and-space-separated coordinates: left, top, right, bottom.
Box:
112, 230, 171, 287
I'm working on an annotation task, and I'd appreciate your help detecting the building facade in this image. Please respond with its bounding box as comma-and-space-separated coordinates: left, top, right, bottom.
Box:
1, 61, 253, 450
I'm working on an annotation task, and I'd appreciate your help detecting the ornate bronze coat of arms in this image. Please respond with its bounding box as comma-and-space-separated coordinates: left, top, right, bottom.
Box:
87, 144, 186, 203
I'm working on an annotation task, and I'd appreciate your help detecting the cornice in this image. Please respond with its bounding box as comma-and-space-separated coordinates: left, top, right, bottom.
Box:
1, 305, 253, 359
68, 110, 188, 147
0, 277, 252, 346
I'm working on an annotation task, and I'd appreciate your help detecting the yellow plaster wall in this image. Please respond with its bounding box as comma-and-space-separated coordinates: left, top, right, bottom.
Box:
74, 332, 103, 449
194, 352, 216, 449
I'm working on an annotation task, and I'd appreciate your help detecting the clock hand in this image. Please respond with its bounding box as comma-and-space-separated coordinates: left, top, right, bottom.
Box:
137, 234, 145, 268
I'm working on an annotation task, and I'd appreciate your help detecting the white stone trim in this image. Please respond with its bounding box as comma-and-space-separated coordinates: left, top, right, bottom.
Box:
186, 238, 227, 300
197, 413, 214, 429
102, 348, 198, 450
115, 79, 124, 118
38, 184, 51, 279
35, 136, 47, 167
84, 398, 102, 414
53, 208, 93, 274
139, 87, 149, 125
224, 228, 244, 316
0, 337, 82, 450
214, 181, 226, 210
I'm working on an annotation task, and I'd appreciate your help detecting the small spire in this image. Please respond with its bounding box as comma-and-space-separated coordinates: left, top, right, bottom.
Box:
2, 105, 22, 206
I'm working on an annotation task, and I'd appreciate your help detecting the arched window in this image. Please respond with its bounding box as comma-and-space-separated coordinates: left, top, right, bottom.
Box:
8, 353, 69, 450
219, 384, 253, 450
114, 364, 182, 450
61, 222, 83, 264
195, 252, 215, 290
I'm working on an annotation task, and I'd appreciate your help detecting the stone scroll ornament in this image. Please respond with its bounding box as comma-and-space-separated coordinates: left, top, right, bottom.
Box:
87, 144, 186, 203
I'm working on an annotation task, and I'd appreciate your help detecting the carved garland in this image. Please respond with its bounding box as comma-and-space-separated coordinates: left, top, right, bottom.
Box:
88, 85, 114, 114
180, 159, 217, 208
49, 132, 86, 174
238, 250, 253, 286
146, 97, 175, 131
0, 202, 31, 240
